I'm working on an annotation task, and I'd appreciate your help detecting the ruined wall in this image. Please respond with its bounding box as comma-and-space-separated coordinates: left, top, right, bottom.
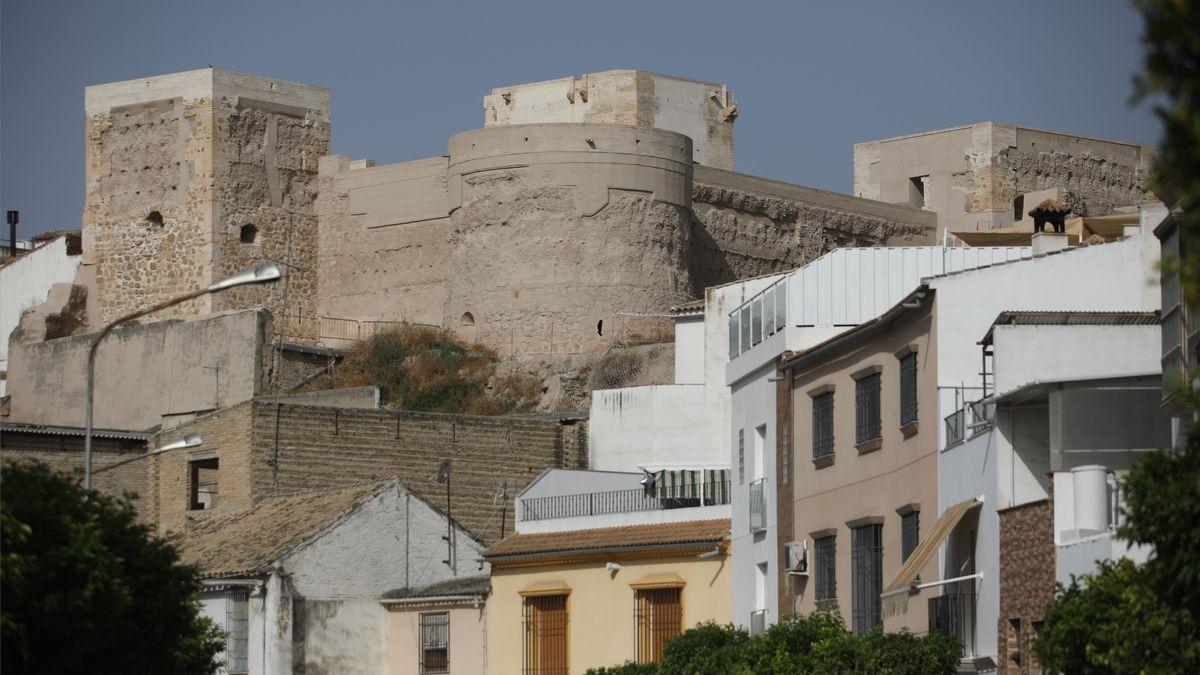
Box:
691, 166, 937, 283
82, 69, 330, 329
150, 400, 588, 543
5, 309, 271, 430
855, 122, 1153, 234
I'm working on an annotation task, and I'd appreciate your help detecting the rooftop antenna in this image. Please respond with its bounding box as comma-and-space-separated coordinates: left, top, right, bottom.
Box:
436, 459, 455, 573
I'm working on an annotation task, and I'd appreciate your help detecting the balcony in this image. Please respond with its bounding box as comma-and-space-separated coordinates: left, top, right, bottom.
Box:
749, 478, 767, 532
944, 397, 994, 448
928, 592, 976, 657
520, 481, 731, 522
750, 609, 767, 636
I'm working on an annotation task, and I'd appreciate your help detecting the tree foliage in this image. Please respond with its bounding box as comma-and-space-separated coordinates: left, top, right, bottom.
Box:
1, 462, 224, 674
585, 612, 961, 675
1036, 5, 1200, 671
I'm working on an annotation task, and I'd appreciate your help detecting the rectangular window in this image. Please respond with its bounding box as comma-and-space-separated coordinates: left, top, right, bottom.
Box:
420, 611, 450, 674
901, 511, 919, 563
899, 352, 918, 426
189, 457, 219, 511
908, 175, 928, 209
812, 392, 835, 459
728, 313, 740, 359
753, 425, 766, 481
523, 595, 568, 675
738, 429, 745, 485
855, 373, 881, 444
635, 588, 682, 664
851, 524, 883, 635
814, 535, 837, 601
226, 589, 249, 673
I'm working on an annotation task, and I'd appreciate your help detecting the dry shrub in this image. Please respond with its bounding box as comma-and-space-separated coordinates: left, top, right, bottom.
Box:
316, 324, 541, 415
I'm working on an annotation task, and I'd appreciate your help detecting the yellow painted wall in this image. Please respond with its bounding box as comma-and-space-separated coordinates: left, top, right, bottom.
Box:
487, 553, 730, 675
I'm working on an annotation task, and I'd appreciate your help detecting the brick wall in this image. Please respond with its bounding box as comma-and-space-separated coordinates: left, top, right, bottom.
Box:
0, 431, 148, 504
997, 498, 1055, 675
153, 400, 587, 544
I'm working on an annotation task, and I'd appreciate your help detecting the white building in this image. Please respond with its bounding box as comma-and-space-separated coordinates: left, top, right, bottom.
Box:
724, 245, 1031, 633
0, 232, 82, 395
173, 478, 483, 675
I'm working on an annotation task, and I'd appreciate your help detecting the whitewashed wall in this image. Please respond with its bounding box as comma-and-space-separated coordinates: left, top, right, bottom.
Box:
0, 236, 81, 394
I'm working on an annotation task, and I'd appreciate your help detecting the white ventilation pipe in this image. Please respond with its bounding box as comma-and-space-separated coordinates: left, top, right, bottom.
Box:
1072, 465, 1109, 535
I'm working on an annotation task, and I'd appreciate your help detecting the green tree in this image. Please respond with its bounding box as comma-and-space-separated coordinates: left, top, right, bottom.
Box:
1, 462, 223, 674
1037, 5, 1200, 670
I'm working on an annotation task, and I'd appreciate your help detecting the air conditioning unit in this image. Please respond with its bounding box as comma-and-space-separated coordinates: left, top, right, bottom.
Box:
785, 540, 808, 576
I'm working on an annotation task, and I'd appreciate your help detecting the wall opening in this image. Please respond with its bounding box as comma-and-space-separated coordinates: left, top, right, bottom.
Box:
597, 319, 604, 336
240, 224, 258, 244
146, 210, 164, 227
460, 312, 475, 326
907, 176, 928, 209
188, 457, 219, 510
1013, 195, 1025, 223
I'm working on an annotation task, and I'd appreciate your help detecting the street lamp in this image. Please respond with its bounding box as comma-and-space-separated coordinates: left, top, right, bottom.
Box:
83, 261, 281, 490
89, 434, 203, 478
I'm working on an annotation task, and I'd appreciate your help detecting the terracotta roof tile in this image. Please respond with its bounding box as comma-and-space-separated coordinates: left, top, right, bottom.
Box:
483, 518, 730, 559
170, 479, 394, 578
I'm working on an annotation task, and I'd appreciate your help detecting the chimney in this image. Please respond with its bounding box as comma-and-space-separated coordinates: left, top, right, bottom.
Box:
1031, 231, 1072, 255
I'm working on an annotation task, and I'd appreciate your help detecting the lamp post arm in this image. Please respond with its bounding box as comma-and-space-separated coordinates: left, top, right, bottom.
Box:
83, 288, 208, 491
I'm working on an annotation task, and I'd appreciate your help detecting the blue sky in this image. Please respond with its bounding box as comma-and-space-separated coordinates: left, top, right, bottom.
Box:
1, 0, 1160, 238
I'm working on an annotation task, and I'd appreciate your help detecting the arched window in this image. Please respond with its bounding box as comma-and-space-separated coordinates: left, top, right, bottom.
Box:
460, 312, 475, 327
240, 224, 258, 244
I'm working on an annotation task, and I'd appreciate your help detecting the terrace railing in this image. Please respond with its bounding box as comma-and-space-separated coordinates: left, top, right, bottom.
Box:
520, 481, 731, 522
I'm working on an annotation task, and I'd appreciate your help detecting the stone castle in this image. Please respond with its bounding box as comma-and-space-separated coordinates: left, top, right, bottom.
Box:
78, 67, 938, 357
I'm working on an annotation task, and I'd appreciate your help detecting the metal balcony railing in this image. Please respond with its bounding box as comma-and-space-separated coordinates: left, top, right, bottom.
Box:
944, 397, 994, 448
750, 609, 768, 636
928, 592, 977, 657
520, 482, 731, 522
749, 478, 767, 532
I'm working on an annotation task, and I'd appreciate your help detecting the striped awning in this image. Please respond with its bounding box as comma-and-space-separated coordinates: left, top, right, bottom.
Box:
881, 496, 981, 614
654, 469, 730, 504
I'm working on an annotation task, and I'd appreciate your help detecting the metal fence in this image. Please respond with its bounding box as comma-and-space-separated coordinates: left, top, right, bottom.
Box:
928, 592, 977, 657
278, 314, 441, 346
521, 482, 731, 522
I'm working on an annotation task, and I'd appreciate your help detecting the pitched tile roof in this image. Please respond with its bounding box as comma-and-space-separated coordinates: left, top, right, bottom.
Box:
483, 518, 730, 560
170, 479, 395, 579
382, 575, 491, 600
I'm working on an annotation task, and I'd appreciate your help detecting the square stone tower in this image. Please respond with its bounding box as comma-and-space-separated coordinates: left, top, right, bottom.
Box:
83, 68, 331, 327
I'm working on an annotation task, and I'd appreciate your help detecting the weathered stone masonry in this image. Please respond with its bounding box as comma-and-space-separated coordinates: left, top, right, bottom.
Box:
997, 498, 1055, 675
150, 399, 587, 544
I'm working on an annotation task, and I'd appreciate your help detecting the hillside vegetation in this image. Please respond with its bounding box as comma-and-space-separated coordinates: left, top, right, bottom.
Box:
302, 325, 542, 415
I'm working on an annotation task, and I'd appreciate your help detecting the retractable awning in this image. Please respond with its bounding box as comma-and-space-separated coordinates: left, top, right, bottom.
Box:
654, 469, 730, 503
880, 496, 981, 614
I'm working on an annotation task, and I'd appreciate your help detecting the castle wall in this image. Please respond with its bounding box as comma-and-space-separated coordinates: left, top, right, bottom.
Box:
854, 122, 1153, 234
82, 68, 330, 329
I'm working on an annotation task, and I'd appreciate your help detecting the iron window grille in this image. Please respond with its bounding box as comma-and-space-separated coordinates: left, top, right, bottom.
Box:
901, 511, 919, 563
851, 524, 883, 635
855, 373, 882, 444
226, 589, 250, 673
929, 592, 977, 657
899, 352, 918, 425
635, 588, 682, 663
814, 535, 837, 601
420, 611, 450, 674
812, 393, 834, 459
523, 594, 568, 675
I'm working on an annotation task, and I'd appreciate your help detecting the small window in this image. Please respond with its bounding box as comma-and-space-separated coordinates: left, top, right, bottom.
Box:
737, 429, 746, 485
899, 353, 918, 426
226, 589, 249, 673
419, 611, 450, 674
460, 312, 475, 326
908, 176, 928, 209
146, 210, 164, 227
523, 594, 568, 674
901, 510, 919, 562
635, 588, 682, 664
812, 392, 835, 459
855, 373, 882, 444
188, 457, 219, 510
239, 224, 257, 244
814, 535, 837, 601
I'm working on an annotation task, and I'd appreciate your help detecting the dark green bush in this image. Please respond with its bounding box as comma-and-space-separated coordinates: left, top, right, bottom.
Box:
584, 612, 961, 674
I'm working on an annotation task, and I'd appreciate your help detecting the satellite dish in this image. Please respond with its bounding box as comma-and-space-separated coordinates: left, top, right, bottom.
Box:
436, 459, 452, 484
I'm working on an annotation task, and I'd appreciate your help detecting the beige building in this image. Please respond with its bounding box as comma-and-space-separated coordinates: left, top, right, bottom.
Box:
854, 122, 1153, 238
484, 519, 730, 674
382, 577, 489, 675
779, 291, 944, 635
